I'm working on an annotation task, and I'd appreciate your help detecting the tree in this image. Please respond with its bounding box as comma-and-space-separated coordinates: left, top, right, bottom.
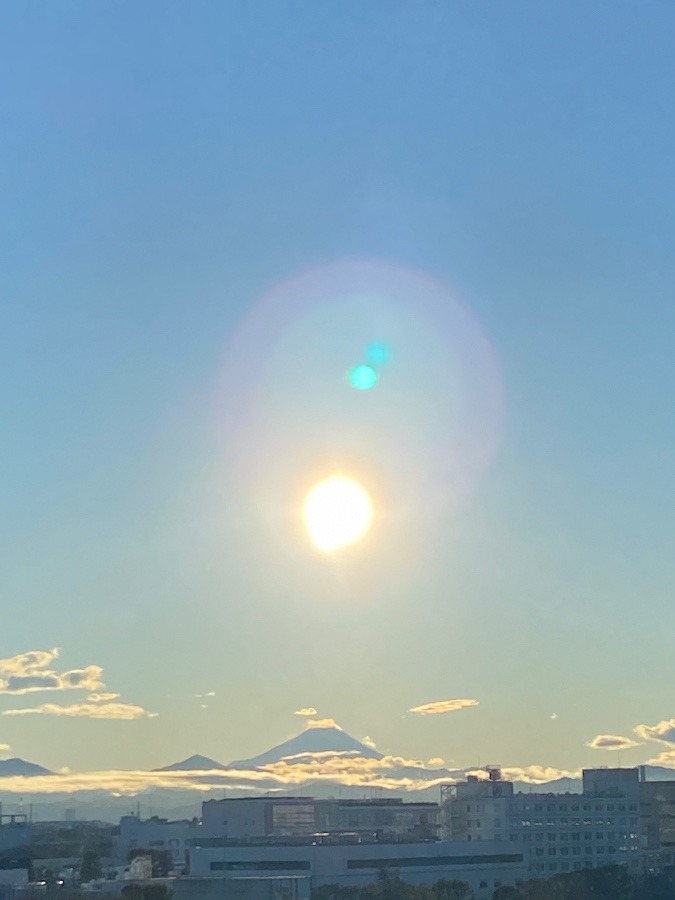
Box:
121, 886, 144, 900
492, 889, 525, 900
80, 849, 102, 883
432, 879, 475, 900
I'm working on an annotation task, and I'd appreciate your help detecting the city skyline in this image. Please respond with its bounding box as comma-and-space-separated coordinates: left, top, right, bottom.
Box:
2, 1, 674, 786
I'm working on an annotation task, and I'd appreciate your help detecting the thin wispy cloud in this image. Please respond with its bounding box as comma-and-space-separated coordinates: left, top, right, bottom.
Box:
305, 717, 341, 729
647, 749, 675, 768
634, 719, 675, 745
362, 735, 376, 749
294, 707, 317, 717
587, 734, 643, 751
0, 650, 103, 696
490, 765, 581, 784
2, 701, 156, 720
409, 698, 479, 716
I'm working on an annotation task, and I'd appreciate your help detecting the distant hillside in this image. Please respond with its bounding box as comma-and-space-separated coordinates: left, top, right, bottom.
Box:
154, 754, 227, 772
229, 726, 384, 768
0, 757, 52, 777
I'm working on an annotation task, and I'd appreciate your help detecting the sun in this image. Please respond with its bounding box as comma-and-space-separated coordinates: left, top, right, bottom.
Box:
303, 476, 373, 552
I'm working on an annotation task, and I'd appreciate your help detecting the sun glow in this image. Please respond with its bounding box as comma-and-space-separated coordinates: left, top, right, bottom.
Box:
303, 476, 373, 552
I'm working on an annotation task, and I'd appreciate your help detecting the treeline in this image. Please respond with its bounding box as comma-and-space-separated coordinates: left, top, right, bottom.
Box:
312, 866, 675, 900
494, 865, 675, 899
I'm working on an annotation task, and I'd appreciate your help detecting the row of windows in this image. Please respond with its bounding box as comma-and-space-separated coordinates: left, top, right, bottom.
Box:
211, 861, 311, 872
533, 845, 637, 857
517, 817, 637, 827
468, 830, 636, 840
465, 817, 637, 830
465, 802, 637, 814
210, 854, 524, 873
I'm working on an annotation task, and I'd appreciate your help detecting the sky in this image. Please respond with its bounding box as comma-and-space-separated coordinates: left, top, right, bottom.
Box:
1, 1, 674, 786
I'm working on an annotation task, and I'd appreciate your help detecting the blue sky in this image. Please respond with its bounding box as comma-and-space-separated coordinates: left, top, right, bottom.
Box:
1, 1, 674, 781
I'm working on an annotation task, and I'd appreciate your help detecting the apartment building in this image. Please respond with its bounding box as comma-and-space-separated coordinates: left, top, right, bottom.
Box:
442, 767, 642, 876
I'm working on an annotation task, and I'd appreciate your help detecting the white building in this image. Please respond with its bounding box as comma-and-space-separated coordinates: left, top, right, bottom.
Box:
189, 837, 526, 899
113, 816, 203, 873
442, 767, 642, 877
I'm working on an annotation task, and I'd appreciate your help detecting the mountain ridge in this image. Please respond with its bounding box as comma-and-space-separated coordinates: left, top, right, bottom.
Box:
0, 757, 52, 776
229, 725, 384, 768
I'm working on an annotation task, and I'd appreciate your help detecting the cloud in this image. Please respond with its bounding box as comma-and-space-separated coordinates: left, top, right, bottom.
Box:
0, 751, 583, 797
409, 698, 479, 716
550, 713, 558, 720
0, 650, 103, 695
647, 750, 675, 768
88, 693, 120, 703
494, 765, 581, 784
0, 756, 456, 797
0, 743, 11, 758
305, 718, 341, 729
587, 734, 643, 751
634, 719, 675, 745
3, 701, 156, 720
194, 692, 216, 699
294, 708, 318, 717
362, 736, 377, 749
427, 757, 446, 767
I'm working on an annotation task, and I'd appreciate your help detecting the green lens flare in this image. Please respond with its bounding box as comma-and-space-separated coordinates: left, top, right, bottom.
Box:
349, 364, 378, 391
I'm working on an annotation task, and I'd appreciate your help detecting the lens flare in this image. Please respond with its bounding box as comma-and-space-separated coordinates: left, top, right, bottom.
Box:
349, 364, 378, 391
303, 476, 373, 552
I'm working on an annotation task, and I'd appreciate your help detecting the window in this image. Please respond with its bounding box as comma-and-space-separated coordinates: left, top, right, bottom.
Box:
211, 861, 311, 872
548, 834, 556, 841
548, 848, 556, 856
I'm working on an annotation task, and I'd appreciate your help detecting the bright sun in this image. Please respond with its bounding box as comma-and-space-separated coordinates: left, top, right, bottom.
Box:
303, 476, 373, 553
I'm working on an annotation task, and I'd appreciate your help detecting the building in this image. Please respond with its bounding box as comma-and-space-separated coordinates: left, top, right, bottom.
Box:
189, 836, 526, 899
442, 766, 642, 877
639, 772, 675, 871
313, 799, 439, 840
113, 816, 202, 873
201, 798, 315, 839
0, 816, 30, 855
201, 796, 439, 841
114, 797, 441, 872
